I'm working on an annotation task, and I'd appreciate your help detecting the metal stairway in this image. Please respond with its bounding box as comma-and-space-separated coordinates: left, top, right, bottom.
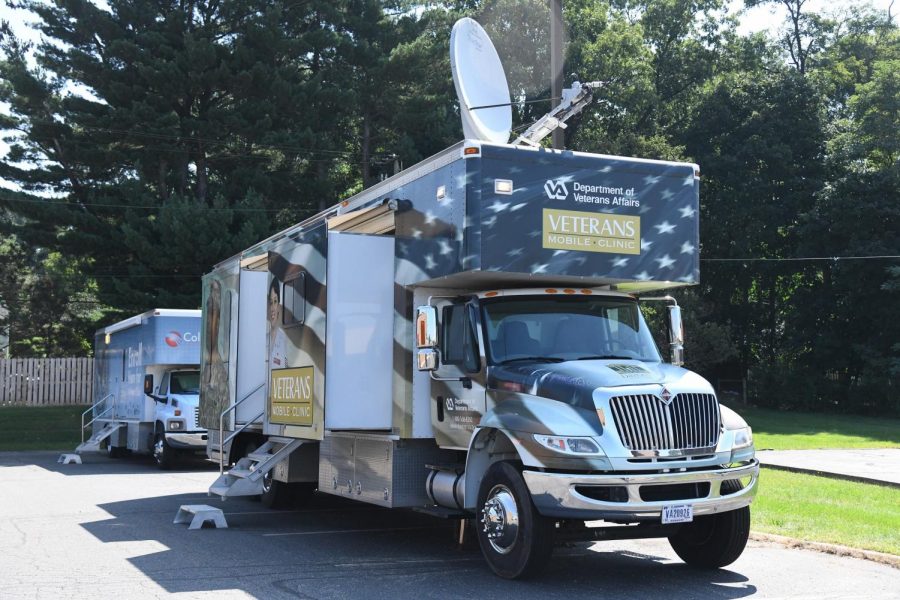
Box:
75, 421, 124, 453
209, 437, 305, 498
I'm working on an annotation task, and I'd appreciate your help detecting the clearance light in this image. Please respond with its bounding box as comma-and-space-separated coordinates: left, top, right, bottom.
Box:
484, 291, 499, 297
464, 146, 480, 156
174, 409, 181, 416
436, 185, 446, 199
104, 333, 111, 345
581, 289, 593, 295
534, 434, 602, 455
563, 288, 576, 294
545, 288, 558, 294
494, 179, 513, 195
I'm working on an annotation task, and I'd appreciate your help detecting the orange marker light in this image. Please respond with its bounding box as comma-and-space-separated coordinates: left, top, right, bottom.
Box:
485, 291, 499, 297
464, 147, 480, 155
563, 288, 575, 294
545, 288, 558, 294
581, 289, 593, 295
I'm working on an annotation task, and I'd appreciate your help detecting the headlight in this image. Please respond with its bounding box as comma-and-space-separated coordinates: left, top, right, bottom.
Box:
732, 427, 753, 449
534, 434, 602, 455
167, 419, 185, 431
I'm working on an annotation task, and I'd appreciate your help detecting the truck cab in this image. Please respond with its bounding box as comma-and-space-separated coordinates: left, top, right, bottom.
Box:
145, 368, 206, 468
417, 287, 758, 577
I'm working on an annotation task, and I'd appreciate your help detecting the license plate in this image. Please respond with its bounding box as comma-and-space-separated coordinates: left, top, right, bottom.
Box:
662, 504, 693, 524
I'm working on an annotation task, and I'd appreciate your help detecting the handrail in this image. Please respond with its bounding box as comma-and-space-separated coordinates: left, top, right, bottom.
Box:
219, 381, 266, 474
223, 410, 265, 448
81, 393, 115, 445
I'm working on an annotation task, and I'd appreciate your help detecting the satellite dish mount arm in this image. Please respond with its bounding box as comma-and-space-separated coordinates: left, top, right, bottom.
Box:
513, 81, 602, 148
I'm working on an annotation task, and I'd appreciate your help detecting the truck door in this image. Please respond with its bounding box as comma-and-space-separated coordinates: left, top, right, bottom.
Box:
430, 299, 486, 449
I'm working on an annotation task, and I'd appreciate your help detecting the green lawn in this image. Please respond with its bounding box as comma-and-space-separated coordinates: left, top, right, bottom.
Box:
0, 405, 87, 451
754, 467, 900, 555
728, 405, 900, 450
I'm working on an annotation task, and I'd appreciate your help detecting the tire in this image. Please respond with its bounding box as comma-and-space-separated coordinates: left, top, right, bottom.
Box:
105, 441, 125, 459
476, 462, 554, 579
260, 471, 291, 509
668, 480, 750, 568
153, 432, 178, 470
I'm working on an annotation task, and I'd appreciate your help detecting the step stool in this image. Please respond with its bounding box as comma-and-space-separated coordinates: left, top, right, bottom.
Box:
58, 453, 82, 465
174, 504, 228, 530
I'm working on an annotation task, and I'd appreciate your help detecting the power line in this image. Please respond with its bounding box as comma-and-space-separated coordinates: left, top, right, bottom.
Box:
0, 193, 296, 212
702, 255, 900, 262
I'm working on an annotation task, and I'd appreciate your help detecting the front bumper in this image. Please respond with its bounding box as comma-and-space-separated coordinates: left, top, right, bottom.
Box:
165, 432, 208, 450
523, 459, 759, 521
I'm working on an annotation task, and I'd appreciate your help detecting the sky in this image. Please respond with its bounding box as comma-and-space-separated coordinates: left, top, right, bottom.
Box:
0, 0, 896, 182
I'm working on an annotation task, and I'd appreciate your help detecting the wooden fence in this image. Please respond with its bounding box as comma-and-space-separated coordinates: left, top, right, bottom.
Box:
0, 358, 93, 407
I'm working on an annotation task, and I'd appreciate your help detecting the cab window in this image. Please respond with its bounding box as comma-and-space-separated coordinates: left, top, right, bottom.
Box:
441, 304, 480, 373
158, 372, 170, 395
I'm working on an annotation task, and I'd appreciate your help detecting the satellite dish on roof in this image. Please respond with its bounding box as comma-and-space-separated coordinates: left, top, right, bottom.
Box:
450, 18, 512, 144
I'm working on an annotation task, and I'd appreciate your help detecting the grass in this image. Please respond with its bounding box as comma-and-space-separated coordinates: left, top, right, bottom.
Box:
0, 405, 87, 451
753, 467, 900, 555
726, 405, 900, 450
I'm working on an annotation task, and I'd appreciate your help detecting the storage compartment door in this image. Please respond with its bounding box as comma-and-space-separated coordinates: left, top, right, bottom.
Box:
235, 269, 267, 425
325, 232, 394, 430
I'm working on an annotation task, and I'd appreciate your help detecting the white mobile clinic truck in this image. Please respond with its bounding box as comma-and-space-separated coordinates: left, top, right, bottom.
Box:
199, 18, 758, 579
76, 309, 207, 469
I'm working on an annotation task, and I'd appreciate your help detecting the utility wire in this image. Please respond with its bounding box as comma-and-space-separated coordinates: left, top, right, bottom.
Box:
702, 256, 900, 262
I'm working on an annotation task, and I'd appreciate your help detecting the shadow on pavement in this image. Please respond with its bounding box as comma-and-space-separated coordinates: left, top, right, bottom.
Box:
0, 449, 218, 475
78, 488, 757, 599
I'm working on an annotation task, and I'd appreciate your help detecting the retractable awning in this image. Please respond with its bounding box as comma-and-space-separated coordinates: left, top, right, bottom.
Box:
327, 200, 396, 234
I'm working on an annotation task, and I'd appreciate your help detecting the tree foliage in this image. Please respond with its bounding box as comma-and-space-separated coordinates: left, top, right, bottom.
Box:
0, 0, 897, 413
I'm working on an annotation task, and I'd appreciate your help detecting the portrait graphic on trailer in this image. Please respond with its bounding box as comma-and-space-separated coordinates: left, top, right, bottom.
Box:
200, 277, 230, 429
268, 278, 287, 369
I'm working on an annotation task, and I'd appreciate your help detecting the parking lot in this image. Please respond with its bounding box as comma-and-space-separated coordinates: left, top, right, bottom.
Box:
1, 451, 897, 600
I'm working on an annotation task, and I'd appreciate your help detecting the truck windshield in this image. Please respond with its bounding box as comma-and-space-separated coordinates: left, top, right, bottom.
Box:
481, 296, 661, 364
170, 371, 200, 394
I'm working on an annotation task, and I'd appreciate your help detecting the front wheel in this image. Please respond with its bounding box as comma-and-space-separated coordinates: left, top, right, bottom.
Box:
153, 433, 178, 470
476, 462, 554, 579
668, 481, 750, 568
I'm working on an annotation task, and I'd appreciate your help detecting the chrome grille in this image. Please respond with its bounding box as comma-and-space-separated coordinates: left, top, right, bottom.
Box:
194, 408, 200, 429
609, 393, 720, 452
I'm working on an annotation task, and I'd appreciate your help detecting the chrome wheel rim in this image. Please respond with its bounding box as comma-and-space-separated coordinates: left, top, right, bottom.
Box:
481, 484, 519, 554
262, 470, 273, 495
153, 437, 164, 464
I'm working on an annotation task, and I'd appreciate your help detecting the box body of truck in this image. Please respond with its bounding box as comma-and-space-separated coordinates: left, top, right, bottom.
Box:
88, 309, 206, 464
201, 141, 757, 577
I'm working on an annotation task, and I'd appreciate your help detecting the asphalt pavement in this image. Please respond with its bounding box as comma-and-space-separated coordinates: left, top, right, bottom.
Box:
757, 448, 900, 486
0, 450, 897, 600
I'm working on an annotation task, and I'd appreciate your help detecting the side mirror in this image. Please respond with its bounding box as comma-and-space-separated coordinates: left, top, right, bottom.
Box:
143, 374, 154, 396
667, 305, 685, 366
415, 305, 439, 371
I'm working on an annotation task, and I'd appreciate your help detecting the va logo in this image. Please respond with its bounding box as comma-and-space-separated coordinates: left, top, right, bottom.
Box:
544, 179, 569, 200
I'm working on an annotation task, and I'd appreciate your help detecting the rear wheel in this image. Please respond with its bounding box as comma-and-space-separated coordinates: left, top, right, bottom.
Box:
668, 480, 750, 568
105, 441, 125, 459
476, 462, 554, 579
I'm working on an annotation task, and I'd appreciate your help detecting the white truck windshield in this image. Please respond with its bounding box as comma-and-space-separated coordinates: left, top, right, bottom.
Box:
170, 371, 200, 394
481, 296, 661, 364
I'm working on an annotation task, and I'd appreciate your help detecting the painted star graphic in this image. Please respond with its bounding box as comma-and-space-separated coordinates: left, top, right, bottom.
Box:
411, 228, 422, 239
654, 221, 676, 234
641, 239, 653, 251
678, 275, 695, 282
424, 211, 437, 225
683, 174, 695, 186
482, 216, 497, 227
552, 250, 568, 257
678, 206, 696, 219
438, 239, 454, 256
661, 189, 675, 201
506, 248, 523, 257
635, 271, 651, 281
644, 175, 661, 185
680, 241, 695, 255
655, 254, 676, 269
424, 254, 436, 270
531, 263, 549, 274
487, 200, 510, 213
528, 230, 541, 238
611, 257, 629, 267
510, 203, 527, 212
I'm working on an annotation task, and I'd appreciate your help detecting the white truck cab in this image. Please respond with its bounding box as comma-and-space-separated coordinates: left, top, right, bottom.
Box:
144, 368, 205, 468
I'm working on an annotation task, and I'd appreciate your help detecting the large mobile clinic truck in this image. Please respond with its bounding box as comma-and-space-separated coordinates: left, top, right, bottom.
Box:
200, 141, 758, 578
199, 17, 758, 580
78, 309, 207, 468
